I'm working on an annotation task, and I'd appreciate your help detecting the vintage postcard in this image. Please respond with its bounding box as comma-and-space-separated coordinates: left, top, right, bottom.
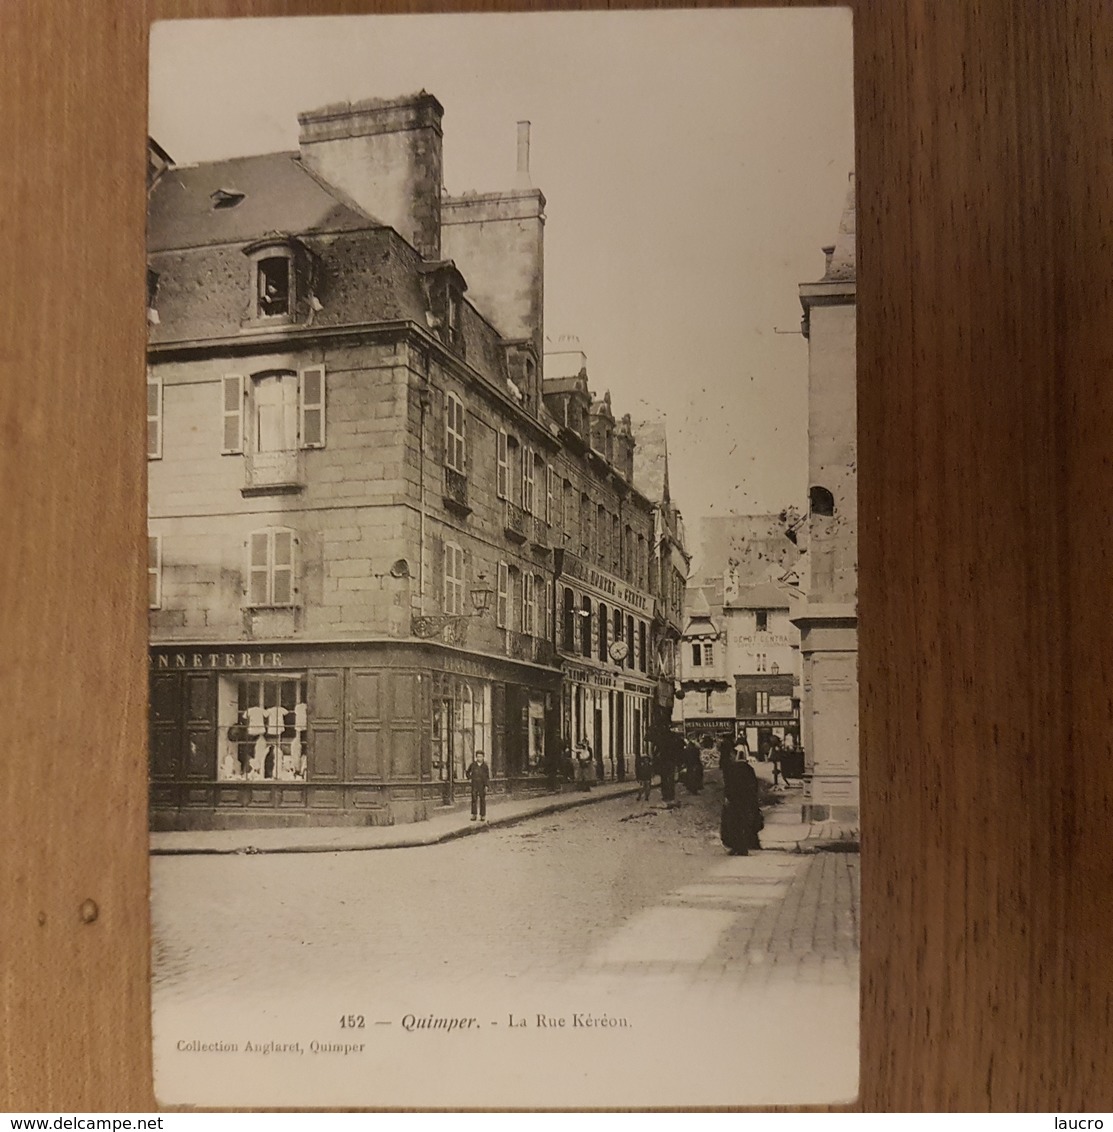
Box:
146, 8, 858, 1108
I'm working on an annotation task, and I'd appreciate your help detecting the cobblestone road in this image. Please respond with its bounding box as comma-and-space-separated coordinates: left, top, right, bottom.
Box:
151, 774, 859, 1108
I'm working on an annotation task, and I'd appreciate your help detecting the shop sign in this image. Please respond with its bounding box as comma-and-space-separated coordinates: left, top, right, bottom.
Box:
150, 650, 287, 670
623, 680, 650, 694
684, 719, 735, 735
563, 663, 617, 688
560, 551, 650, 613
735, 714, 799, 726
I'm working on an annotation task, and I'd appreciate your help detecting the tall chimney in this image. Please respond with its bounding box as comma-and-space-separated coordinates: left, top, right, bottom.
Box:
297, 93, 444, 261
516, 121, 532, 189
442, 119, 545, 356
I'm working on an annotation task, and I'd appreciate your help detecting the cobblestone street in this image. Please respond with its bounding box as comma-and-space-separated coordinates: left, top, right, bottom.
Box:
151, 773, 859, 1108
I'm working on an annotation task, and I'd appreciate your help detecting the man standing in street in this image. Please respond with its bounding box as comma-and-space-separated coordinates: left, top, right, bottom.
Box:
466, 750, 490, 822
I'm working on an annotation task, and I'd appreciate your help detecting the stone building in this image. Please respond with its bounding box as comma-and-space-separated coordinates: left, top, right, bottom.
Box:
631, 419, 689, 736
792, 172, 859, 823
676, 512, 804, 750
542, 351, 658, 783
146, 93, 658, 830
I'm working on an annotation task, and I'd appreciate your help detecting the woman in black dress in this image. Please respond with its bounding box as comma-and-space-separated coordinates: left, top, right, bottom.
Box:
720, 748, 763, 855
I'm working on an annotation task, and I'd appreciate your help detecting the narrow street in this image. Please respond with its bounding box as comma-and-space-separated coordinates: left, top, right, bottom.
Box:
151, 772, 859, 1107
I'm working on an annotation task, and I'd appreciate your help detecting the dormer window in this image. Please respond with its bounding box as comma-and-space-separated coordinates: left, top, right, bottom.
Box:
258, 257, 290, 317
243, 237, 314, 329
211, 187, 245, 209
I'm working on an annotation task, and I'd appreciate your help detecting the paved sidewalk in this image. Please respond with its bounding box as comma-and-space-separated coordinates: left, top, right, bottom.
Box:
149, 781, 640, 856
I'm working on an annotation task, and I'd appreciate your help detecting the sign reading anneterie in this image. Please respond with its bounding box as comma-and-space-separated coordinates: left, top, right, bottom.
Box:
559, 551, 650, 613
150, 650, 287, 670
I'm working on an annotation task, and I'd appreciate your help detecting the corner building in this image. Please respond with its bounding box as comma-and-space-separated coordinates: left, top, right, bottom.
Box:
146, 94, 663, 830
793, 173, 859, 823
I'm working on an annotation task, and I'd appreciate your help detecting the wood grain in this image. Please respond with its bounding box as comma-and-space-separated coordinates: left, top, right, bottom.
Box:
2, 0, 1110, 1112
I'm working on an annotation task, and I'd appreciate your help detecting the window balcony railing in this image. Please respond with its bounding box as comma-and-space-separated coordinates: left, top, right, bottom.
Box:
243, 450, 304, 496
504, 500, 528, 541
442, 466, 471, 514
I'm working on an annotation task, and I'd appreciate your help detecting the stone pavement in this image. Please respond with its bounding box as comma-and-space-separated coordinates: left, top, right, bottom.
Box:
150, 770, 859, 856
149, 780, 640, 855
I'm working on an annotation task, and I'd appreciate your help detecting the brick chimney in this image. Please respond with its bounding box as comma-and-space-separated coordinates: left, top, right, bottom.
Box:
297, 93, 443, 261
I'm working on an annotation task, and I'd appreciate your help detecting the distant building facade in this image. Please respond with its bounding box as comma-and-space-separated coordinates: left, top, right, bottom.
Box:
631, 419, 689, 738
146, 94, 666, 830
676, 513, 802, 749
793, 173, 859, 823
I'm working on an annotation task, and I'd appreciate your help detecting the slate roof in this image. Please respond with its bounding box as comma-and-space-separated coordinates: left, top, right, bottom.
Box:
148, 152, 375, 252
147, 228, 433, 346
726, 580, 791, 610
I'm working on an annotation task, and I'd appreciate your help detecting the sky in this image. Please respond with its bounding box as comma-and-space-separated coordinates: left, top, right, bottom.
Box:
150, 9, 854, 531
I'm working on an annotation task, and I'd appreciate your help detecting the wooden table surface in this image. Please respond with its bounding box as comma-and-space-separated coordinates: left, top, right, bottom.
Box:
1, 0, 1111, 1112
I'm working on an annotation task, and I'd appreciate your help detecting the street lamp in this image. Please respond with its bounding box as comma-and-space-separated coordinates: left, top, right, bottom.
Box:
411, 573, 495, 640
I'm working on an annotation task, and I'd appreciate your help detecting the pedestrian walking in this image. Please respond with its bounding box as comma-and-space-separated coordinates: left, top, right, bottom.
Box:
720, 748, 763, 855
658, 727, 683, 803
574, 739, 594, 791
732, 732, 751, 767
769, 736, 786, 788
466, 750, 490, 821
682, 739, 705, 794
634, 747, 655, 801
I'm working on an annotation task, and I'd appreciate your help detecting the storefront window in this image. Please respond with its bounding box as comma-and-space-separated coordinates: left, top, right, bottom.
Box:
527, 698, 546, 773
218, 673, 307, 781
433, 679, 492, 783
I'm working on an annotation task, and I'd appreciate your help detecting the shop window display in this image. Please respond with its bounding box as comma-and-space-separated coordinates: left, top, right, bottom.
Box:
218, 674, 307, 781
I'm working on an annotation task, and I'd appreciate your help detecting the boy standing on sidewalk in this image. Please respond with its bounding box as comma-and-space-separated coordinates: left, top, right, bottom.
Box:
466, 751, 490, 821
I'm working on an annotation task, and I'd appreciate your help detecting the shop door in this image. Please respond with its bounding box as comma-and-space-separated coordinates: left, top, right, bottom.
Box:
346, 670, 422, 782
504, 685, 526, 777
307, 670, 344, 781
593, 706, 604, 781
614, 694, 626, 781
183, 673, 216, 779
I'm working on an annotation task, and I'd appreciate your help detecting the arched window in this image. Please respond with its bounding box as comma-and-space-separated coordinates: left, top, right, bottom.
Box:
563, 587, 576, 650
639, 622, 647, 673
810, 485, 835, 517
581, 596, 593, 658
599, 603, 609, 661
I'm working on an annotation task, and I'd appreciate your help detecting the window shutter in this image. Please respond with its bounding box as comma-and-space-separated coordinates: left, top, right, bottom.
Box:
496, 430, 508, 499
497, 562, 509, 628
272, 529, 295, 605
443, 399, 450, 466
147, 375, 163, 460
248, 531, 270, 605
222, 374, 245, 454
546, 466, 554, 525
148, 534, 161, 610
299, 366, 326, 449
457, 396, 466, 471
